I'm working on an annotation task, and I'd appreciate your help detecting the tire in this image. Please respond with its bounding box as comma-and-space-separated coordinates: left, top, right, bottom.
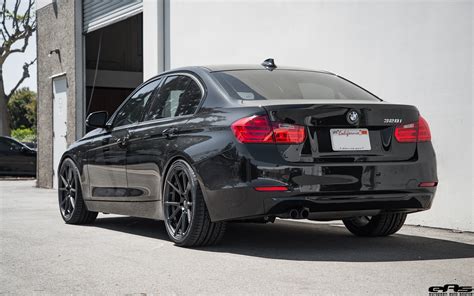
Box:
342, 212, 407, 237
58, 158, 98, 224
163, 159, 226, 247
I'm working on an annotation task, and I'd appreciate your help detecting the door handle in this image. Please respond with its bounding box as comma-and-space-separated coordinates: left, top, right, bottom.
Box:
162, 127, 178, 139
116, 134, 130, 147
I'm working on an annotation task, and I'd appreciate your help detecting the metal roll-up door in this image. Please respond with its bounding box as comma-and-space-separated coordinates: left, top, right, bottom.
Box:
83, 0, 143, 33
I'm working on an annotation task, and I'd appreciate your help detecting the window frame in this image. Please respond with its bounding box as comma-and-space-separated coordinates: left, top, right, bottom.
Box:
106, 77, 163, 131
139, 72, 206, 126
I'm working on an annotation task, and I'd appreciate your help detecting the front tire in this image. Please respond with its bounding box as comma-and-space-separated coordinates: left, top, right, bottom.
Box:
163, 159, 226, 247
58, 158, 98, 224
342, 212, 407, 237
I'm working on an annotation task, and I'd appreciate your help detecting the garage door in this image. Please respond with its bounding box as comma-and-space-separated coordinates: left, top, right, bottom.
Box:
83, 0, 143, 33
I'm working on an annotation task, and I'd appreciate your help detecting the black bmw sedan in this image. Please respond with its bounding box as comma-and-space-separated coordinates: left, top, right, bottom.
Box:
58, 60, 437, 247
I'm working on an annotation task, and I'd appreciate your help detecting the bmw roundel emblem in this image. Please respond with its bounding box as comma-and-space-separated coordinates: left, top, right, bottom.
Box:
346, 110, 360, 125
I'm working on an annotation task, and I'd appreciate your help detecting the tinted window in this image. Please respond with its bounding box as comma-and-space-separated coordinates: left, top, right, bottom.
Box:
113, 79, 161, 127
212, 70, 379, 101
144, 75, 202, 121
0, 138, 11, 152
0, 138, 22, 152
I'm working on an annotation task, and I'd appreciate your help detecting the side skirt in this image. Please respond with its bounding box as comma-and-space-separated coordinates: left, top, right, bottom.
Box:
84, 200, 164, 220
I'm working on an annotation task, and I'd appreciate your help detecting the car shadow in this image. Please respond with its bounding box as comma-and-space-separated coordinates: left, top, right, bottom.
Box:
93, 216, 474, 262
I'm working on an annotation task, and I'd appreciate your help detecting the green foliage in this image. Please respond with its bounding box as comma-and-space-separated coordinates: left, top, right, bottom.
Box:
7, 87, 37, 131
11, 127, 36, 143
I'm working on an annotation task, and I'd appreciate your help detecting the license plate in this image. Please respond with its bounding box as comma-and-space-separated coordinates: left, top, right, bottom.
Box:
330, 129, 371, 151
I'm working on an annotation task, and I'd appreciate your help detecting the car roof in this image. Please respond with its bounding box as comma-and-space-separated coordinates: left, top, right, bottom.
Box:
200, 64, 333, 73
161, 65, 335, 75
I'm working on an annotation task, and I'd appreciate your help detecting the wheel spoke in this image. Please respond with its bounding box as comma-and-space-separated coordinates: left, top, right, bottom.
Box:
181, 173, 187, 193
184, 182, 191, 196
180, 211, 187, 233
169, 207, 180, 220
59, 187, 67, 192
167, 180, 181, 195
174, 214, 184, 236
64, 196, 70, 212
175, 172, 184, 194
60, 197, 67, 206
60, 175, 68, 186
187, 209, 192, 223
164, 201, 180, 207
69, 196, 75, 209
67, 167, 73, 184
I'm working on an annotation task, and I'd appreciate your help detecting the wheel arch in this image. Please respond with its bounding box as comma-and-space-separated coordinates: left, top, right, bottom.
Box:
160, 153, 211, 213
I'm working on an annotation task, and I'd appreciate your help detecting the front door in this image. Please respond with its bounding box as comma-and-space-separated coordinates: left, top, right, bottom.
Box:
87, 78, 161, 201
87, 127, 129, 200
53, 76, 68, 189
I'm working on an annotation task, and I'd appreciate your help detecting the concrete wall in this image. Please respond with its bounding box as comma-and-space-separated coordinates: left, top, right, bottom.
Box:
36, 0, 80, 188
168, 0, 473, 231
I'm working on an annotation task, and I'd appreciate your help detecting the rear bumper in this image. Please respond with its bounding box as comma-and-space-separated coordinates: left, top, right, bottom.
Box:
202, 187, 435, 222
195, 143, 437, 222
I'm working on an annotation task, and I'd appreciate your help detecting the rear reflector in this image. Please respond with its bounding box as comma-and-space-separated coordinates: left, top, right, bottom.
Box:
394, 115, 432, 143
254, 186, 289, 192
419, 182, 438, 187
231, 115, 306, 144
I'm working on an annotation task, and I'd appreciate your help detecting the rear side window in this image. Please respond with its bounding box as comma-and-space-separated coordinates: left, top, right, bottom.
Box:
144, 75, 202, 121
212, 70, 379, 101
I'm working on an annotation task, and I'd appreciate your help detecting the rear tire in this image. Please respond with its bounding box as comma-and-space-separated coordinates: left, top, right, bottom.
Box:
58, 158, 98, 224
342, 212, 407, 237
163, 159, 226, 247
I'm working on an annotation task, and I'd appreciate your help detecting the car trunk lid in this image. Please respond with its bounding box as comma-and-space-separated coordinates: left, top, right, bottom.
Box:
241, 100, 420, 162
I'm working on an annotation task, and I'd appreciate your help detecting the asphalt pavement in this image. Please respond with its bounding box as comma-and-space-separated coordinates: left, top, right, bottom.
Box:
1, 180, 473, 295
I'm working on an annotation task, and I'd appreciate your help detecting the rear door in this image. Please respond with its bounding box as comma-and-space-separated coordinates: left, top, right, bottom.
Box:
126, 74, 204, 204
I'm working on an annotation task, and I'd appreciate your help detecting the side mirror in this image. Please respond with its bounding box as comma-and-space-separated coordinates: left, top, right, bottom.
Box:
86, 111, 109, 129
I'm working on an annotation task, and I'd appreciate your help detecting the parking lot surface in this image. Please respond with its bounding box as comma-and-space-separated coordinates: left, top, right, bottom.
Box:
1, 180, 473, 295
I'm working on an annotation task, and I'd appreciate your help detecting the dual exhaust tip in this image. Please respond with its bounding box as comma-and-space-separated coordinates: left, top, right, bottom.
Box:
288, 207, 310, 219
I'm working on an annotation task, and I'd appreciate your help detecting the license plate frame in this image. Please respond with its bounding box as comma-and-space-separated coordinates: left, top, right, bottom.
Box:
330, 128, 371, 151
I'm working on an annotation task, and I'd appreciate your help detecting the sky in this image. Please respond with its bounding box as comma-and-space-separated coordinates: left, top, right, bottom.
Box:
2, 0, 38, 94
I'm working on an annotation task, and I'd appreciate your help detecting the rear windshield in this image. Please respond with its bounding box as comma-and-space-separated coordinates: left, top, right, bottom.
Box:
212, 70, 379, 101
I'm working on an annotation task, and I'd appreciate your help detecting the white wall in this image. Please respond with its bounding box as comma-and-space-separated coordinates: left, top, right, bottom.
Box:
167, 0, 473, 231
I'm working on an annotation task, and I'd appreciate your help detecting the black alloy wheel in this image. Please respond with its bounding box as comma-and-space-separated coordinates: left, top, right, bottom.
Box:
343, 213, 407, 237
58, 158, 98, 224
163, 159, 226, 247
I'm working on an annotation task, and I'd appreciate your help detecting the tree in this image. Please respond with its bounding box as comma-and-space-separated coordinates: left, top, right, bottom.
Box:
7, 87, 36, 130
0, 0, 36, 136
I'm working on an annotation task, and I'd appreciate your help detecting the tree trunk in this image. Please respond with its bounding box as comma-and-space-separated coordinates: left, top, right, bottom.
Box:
0, 65, 11, 136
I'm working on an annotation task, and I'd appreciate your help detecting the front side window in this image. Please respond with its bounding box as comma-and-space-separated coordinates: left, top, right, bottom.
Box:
212, 70, 379, 101
144, 75, 202, 121
113, 79, 161, 127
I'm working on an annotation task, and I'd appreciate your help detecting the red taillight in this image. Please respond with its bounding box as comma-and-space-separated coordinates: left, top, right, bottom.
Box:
231, 115, 273, 143
419, 182, 437, 187
417, 116, 431, 142
394, 116, 431, 143
254, 186, 289, 192
231, 115, 306, 144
